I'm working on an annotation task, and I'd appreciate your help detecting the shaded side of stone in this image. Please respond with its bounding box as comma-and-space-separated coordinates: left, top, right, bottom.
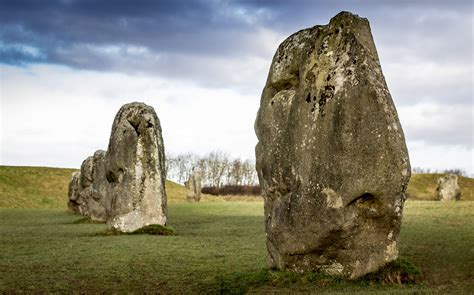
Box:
67, 152, 108, 221
67, 171, 82, 213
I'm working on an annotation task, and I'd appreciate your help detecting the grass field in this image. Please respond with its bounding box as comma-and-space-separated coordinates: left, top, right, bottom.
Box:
1, 166, 473, 293
1, 201, 473, 294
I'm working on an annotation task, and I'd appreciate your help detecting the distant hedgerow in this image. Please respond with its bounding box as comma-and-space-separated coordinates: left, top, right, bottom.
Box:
201, 185, 261, 196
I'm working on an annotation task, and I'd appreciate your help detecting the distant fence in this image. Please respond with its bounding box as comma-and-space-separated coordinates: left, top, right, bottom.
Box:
201, 185, 262, 196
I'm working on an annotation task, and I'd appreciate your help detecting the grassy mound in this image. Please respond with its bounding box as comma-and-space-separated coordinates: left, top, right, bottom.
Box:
0, 166, 76, 208
407, 173, 474, 200
0, 165, 220, 208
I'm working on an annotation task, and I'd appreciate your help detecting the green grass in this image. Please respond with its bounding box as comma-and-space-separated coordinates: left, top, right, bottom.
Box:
209, 259, 422, 294
0, 165, 219, 208
1, 201, 473, 294
1, 166, 473, 293
0, 166, 76, 208
101, 224, 176, 236
407, 173, 474, 201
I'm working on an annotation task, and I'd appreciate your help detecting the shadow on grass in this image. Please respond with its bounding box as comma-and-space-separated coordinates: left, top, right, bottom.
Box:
72, 217, 106, 224
95, 224, 176, 236
201, 259, 422, 294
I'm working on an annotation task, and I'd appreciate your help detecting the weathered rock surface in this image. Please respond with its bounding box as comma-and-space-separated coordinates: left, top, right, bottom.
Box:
67, 102, 167, 231
437, 174, 461, 201
67, 152, 108, 221
255, 11, 411, 278
67, 171, 81, 213
185, 172, 202, 202
106, 102, 167, 232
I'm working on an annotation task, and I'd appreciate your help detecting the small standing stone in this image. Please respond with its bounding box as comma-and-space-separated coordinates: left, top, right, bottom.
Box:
437, 174, 461, 201
67, 171, 82, 213
185, 172, 202, 202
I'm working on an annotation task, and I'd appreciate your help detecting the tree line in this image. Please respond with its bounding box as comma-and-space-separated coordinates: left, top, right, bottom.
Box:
165, 151, 258, 187
412, 167, 467, 177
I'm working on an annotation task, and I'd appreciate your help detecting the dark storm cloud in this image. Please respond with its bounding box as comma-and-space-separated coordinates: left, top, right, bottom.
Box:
0, 0, 273, 62
0, 0, 472, 101
1, 0, 471, 70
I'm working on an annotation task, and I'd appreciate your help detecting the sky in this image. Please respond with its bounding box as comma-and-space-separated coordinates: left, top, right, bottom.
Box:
0, 0, 473, 175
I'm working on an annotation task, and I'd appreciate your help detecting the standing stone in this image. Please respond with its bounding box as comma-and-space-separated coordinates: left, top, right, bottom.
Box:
66, 151, 109, 221
185, 172, 202, 202
67, 102, 167, 232
67, 171, 82, 213
255, 12, 411, 278
106, 102, 167, 232
437, 174, 461, 201
84, 150, 108, 221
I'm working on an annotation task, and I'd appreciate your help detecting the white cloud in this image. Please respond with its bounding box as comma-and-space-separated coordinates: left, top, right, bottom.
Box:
398, 102, 473, 147
383, 61, 472, 105
0, 64, 260, 168
1, 63, 472, 175
408, 141, 473, 176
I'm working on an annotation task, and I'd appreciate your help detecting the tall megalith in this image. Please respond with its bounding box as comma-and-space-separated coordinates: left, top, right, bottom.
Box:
255, 12, 411, 278
67, 102, 167, 232
106, 103, 167, 232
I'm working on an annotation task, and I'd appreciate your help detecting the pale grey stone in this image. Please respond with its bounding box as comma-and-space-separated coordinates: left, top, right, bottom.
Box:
437, 174, 461, 201
185, 172, 202, 202
67, 102, 167, 231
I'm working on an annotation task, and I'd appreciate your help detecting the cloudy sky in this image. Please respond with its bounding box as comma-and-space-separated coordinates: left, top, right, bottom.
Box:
0, 0, 473, 175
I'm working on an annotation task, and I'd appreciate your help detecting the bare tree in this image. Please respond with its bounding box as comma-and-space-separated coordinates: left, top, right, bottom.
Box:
228, 159, 244, 185
241, 159, 258, 185
165, 151, 258, 186
206, 151, 230, 188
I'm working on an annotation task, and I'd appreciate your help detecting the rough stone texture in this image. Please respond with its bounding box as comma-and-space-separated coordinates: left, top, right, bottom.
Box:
106, 102, 167, 232
437, 174, 461, 201
185, 172, 202, 202
255, 12, 411, 278
67, 171, 81, 213
67, 102, 167, 231
66, 151, 109, 221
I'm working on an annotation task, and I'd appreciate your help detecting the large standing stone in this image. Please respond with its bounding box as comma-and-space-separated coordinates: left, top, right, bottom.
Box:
255, 12, 411, 278
185, 172, 202, 202
106, 102, 167, 232
67, 102, 167, 232
437, 174, 461, 201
